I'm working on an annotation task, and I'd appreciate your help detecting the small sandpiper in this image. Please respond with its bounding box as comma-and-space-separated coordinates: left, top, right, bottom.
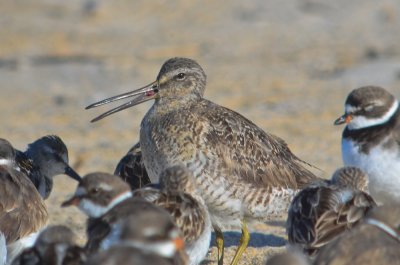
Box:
61, 172, 133, 253
85, 212, 187, 265
314, 204, 400, 265
11, 225, 86, 265
15, 135, 82, 200
114, 141, 151, 190
334, 86, 400, 204
86, 57, 321, 264
0, 139, 48, 263
287, 166, 376, 256
133, 165, 212, 265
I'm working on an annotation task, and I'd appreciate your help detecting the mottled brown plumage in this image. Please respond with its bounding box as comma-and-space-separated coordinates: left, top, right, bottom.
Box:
314, 205, 400, 265
132, 165, 211, 265
0, 139, 48, 262
287, 167, 376, 256
86, 57, 321, 264
331, 166, 369, 192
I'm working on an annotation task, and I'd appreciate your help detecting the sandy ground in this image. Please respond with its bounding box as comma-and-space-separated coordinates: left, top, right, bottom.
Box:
1, 0, 400, 264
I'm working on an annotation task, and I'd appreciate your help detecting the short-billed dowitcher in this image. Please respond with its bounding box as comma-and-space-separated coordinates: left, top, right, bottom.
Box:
87, 57, 320, 264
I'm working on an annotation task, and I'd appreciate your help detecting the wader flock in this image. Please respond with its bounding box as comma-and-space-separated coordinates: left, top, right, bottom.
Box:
1, 57, 399, 265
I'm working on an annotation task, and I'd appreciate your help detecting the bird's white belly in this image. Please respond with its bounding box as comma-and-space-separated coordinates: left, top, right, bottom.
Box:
342, 138, 400, 204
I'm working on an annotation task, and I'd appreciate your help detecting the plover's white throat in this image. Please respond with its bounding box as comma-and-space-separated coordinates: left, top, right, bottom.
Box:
335, 86, 400, 204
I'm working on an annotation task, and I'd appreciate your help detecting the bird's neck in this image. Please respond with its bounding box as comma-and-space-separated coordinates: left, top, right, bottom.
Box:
22, 150, 54, 199
153, 95, 200, 114
27, 169, 53, 200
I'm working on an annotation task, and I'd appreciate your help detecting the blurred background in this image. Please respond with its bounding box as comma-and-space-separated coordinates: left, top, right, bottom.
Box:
1, 0, 400, 263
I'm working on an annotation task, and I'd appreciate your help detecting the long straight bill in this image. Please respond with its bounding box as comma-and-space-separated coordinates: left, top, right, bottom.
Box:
86, 81, 158, 122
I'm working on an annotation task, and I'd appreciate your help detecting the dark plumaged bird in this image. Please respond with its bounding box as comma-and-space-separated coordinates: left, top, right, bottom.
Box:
15, 135, 81, 200
114, 142, 151, 190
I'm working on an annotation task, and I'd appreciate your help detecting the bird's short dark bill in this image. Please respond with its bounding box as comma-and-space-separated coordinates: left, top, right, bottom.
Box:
65, 166, 82, 182
86, 81, 159, 122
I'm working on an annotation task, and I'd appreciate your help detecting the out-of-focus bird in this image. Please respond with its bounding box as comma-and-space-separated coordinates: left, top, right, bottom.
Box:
133, 165, 211, 265
314, 204, 400, 265
287, 166, 376, 255
11, 225, 86, 265
114, 142, 151, 190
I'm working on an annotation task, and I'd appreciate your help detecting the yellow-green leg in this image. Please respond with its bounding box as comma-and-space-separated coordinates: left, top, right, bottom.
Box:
230, 220, 250, 265
214, 226, 224, 265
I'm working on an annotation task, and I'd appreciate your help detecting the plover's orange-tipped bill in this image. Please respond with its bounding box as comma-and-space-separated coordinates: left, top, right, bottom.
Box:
173, 237, 185, 250
334, 114, 353, 125
61, 196, 81, 207
86, 81, 159, 122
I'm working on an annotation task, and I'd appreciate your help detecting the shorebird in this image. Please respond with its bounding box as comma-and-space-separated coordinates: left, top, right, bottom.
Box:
61, 172, 133, 253
133, 165, 212, 265
86, 213, 187, 265
314, 204, 400, 265
287, 166, 376, 256
15, 135, 82, 200
86, 57, 320, 264
330, 166, 369, 192
334, 86, 400, 204
114, 141, 151, 190
0, 139, 48, 263
61, 171, 184, 259
11, 225, 86, 265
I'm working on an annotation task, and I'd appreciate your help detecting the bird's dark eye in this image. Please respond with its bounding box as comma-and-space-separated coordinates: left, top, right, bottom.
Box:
176, 73, 186, 80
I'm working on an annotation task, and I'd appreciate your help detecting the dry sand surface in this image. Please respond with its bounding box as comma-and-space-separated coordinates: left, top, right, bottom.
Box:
1, 0, 400, 264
